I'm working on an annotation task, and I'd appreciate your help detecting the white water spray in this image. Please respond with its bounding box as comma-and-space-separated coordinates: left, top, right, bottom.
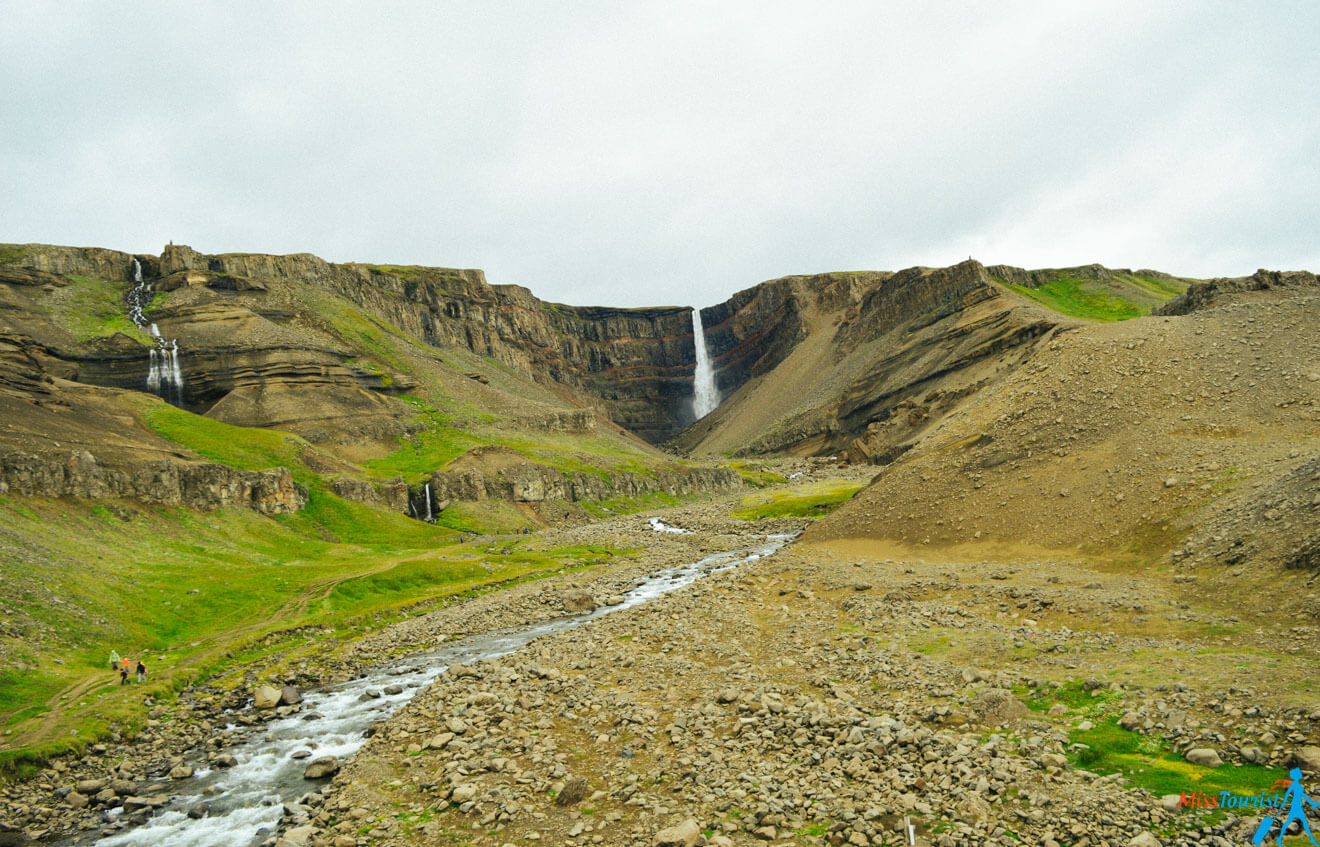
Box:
691, 307, 719, 419
424, 482, 433, 523
128, 259, 185, 402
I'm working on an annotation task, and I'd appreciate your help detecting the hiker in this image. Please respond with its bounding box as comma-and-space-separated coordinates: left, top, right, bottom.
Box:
121, 657, 131, 675
119, 664, 129, 685
109, 649, 120, 671
136, 660, 147, 683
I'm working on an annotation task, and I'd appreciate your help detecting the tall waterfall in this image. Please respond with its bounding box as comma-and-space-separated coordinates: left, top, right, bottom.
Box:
691, 307, 719, 419
128, 259, 185, 402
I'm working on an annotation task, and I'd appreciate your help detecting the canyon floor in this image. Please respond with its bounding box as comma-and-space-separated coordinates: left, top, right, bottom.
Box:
278, 496, 1319, 847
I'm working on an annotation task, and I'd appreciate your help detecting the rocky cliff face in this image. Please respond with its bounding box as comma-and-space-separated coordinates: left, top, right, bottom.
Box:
0, 448, 305, 514
680, 262, 1063, 461
411, 446, 742, 516
1155, 268, 1320, 316
154, 245, 697, 442
700, 272, 887, 399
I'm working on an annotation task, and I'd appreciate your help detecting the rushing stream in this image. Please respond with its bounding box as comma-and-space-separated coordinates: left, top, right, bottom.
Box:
93, 531, 794, 847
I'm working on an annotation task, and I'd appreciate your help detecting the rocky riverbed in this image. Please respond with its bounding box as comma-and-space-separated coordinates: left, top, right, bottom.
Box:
285, 541, 1319, 846
4, 485, 1319, 847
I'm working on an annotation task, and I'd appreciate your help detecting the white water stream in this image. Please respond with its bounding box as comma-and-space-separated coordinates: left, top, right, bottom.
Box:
90, 533, 794, 847
691, 308, 719, 419
127, 259, 185, 403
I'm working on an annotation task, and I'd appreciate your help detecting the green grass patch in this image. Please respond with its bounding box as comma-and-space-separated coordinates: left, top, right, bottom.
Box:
725, 461, 787, 488
42, 275, 153, 343
0, 246, 31, 264
996, 270, 1188, 323
1003, 276, 1144, 322
1068, 716, 1286, 802
579, 491, 684, 520
144, 402, 314, 484
731, 479, 864, 520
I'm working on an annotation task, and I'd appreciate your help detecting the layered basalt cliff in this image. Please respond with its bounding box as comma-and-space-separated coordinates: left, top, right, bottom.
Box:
155, 245, 697, 442
409, 446, 742, 516
678, 261, 1066, 461
699, 271, 888, 398
0, 448, 305, 514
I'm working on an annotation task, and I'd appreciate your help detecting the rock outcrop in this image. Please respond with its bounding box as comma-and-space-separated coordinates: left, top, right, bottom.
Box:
412, 446, 743, 515
0, 449, 306, 514
680, 261, 1063, 461
1155, 268, 1320, 316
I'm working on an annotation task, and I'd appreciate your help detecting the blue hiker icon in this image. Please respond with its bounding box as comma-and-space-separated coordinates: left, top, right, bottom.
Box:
1254, 768, 1318, 846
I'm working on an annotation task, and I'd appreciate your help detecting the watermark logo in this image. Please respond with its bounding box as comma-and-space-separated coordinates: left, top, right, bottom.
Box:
1247, 768, 1317, 846
1176, 769, 1317, 845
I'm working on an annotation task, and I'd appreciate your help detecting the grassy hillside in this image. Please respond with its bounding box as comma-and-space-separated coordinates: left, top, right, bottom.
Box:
0, 490, 631, 768
994, 269, 1188, 322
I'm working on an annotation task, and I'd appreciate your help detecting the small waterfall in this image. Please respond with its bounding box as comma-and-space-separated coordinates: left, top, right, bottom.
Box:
128, 259, 185, 403
424, 482, 433, 523
691, 307, 720, 419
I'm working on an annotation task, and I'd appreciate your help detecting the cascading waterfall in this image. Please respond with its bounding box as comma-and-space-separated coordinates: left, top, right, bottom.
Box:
424, 482, 433, 523
691, 307, 720, 419
128, 259, 185, 403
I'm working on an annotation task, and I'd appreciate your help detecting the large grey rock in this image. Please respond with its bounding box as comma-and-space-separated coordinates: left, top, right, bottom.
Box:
972, 689, 1029, 726
1129, 833, 1162, 847
1185, 748, 1223, 767
279, 685, 303, 706
561, 588, 597, 613
302, 756, 339, 779
556, 775, 589, 807
653, 818, 701, 847
253, 685, 282, 710
1290, 746, 1320, 772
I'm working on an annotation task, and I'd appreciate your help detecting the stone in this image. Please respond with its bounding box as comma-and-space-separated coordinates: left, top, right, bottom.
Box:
1185, 748, 1223, 767
450, 783, 478, 803
1129, 833, 1162, 847
561, 588, 597, 613
426, 732, 455, 749
652, 818, 701, 847
168, 765, 193, 779
279, 685, 303, 706
213, 753, 238, 768
275, 825, 317, 847
972, 689, 1029, 726
1040, 753, 1068, 769
1290, 746, 1320, 772
383, 684, 404, 696
1118, 710, 1142, 730
555, 775, 589, 806
1159, 794, 1182, 812
302, 756, 340, 779
253, 685, 282, 710
65, 791, 88, 809
74, 779, 105, 794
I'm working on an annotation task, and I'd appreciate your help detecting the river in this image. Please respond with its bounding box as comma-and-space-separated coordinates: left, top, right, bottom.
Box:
91, 530, 795, 847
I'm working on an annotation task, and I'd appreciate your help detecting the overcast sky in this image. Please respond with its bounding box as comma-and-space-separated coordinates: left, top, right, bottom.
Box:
3, 2, 1317, 307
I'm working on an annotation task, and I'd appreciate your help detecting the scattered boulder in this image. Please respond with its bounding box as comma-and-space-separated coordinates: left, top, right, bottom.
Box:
561, 588, 597, 613
450, 783, 478, 803
279, 685, 303, 706
253, 685, 282, 710
168, 765, 193, 779
1129, 833, 1162, 847
972, 689, 1029, 726
555, 775, 589, 807
1185, 748, 1223, 768
302, 756, 340, 779
653, 818, 701, 847
1290, 746, 1320, 772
